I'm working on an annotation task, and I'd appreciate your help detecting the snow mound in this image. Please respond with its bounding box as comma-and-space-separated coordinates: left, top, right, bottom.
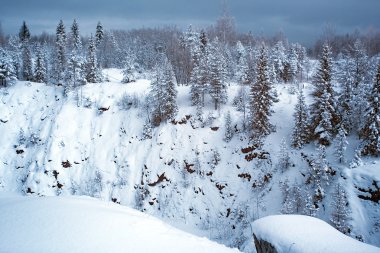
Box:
251, 215, 380, 253
0, 194, 240, 253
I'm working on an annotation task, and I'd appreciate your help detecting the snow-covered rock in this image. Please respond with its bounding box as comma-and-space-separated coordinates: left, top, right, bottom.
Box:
0, 193, 240, 253
251, 215, 380, 253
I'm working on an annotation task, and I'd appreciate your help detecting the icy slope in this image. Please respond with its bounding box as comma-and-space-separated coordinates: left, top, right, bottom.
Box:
252, 215, 380, 253
0, 193, 240, 253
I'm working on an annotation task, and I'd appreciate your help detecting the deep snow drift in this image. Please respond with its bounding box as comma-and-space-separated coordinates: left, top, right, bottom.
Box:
252, 215, 380, 253
0, 193, 240, 253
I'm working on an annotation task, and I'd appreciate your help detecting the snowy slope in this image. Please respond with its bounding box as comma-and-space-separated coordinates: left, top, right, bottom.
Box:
0, 193, 240, 253
252, 215, 380, 253
0, 69, 379, 252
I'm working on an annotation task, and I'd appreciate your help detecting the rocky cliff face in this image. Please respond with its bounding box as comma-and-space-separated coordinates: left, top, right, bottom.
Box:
253, 234, 278, 253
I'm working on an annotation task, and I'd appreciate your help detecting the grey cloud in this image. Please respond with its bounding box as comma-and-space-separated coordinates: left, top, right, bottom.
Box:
1, 0, 379, 45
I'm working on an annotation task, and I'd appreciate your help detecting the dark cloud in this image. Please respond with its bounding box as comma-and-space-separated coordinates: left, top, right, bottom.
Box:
1, 0, 379, 45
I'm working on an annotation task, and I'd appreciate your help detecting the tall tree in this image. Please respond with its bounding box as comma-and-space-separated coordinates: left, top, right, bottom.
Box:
19, 21, 33, 81
336, 51, 355, 134
224, 111, 233, 142
18, 21, 30, 43
86, 36, 102, 83
309, 43, 339, 145
334, 126, 348, 163
53, 20, 67, 85
330, 183, 351, 234
249, 44, 274, 142
360, 63, 380, 156
208, 37, 228, 110
292, 88, 309, 148
0, 48, 17, 86
190, 29, 208, 107
150, 55, 178, 125
66, 20, 86, 99
34, 44, 47, 83
95, 21, 104, 47
351, 40, 370, 132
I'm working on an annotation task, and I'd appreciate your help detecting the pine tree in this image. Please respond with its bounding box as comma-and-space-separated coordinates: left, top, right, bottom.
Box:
34, 44, 47, 83
304, 191, 318, 217
95, 21, 104, 47
360, 63, 380, 156
208, 37, 228, 110
310, 43, 339, 145
53, 20, 67, 85
18, 21, 30, 43
235, 41, 249, 84
150, 56, 178, 125
278, 138, 291, 172
292, 88, 309, 148
335, 126, 348, 163
66, 20, 86, 97
249, 44, 274, 142
21, 45, 33, 81
351, 40, 370, 132
142, 118, 152, 140
337, 52, 355, 134
330, 183, 351, 234
86, 36, 102, 83
162, 58, 178, 121
19, 21, 33, 81
350, 148, 363, 168
233, 85, 249, 131
224, 111, 233, 142
0, 48, 17, 86
271, 41, 287, 82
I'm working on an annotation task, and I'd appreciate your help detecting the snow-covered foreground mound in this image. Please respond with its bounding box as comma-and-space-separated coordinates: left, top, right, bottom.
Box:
0, 194, 240, 253
252, 215, 380, 253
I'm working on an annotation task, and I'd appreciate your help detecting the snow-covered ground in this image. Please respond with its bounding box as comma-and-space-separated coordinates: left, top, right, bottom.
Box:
0, 69, 379, 252
252, 215, 380, 253
0, 193, 240, 253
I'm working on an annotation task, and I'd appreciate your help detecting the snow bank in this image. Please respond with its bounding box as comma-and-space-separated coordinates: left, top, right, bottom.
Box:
251, 215, 380, 253
0, 194, 240, 253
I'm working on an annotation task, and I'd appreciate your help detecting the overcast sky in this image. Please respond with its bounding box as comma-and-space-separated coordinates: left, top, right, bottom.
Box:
1, 0, 379, 45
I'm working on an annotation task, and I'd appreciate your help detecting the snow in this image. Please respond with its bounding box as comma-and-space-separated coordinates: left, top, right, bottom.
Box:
0, 193, 240, 253
0, 69, 379, 252
252, 215, 380, 253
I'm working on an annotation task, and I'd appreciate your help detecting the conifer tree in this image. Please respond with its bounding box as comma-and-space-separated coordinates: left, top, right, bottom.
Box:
0, 48, 17, 86
86, 36, 102, 83
34, 44, 47, 83
330, 183, 351, 234
271, 41, 287, 82
208, 37, 228, 110
224, 111, 233, 142
310, 43, 339, 145
66, 20, 86, 98
21, 45, 33, 81
18, 21, 30, 43
235, 41, 249, 84
249, 44, 274, 142
53, 20, 67, 85
351, 40, 370, 132
233, 86, 249, 131
292, 88, 309, 148
150, 56, 178, 125
278, 138, 291, 172
19, 21, 33, 81
142, 118, 152, 140
95, 21, 104, 47
337, 52, 355, 134
335, 126, 348, 163
360, 63, 380, 156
